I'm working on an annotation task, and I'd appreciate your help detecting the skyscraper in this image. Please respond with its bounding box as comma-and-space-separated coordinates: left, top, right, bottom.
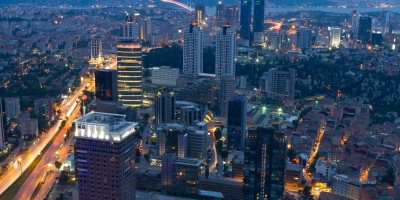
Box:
74, 112, 137, 200
122, 14, 140, 39
330, 27, 341, 48
263, 68, 296, 99
227, 95, 247, 150
183, 21, 203, 76
243, 127, 287, 200
195, 5, 206, 24
296, 28, 313, 49
351, 11, 361, 34
240, 0, 252, 40
142, 17, 152, 40
219, 77, 235, 117
117, 40, 143, 107
155, 92, 175, 125
90, 34, 103, 63
216, 2, 225, 25
253, 0, 265, 42
95, 69, 118, 102
225, 5, 239, 27
216, 23, 236, 79
358, 16, 372, 44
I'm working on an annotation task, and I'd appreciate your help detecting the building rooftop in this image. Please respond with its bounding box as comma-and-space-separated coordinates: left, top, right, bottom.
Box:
173, 158, 202, 167
73, 112, 138, 142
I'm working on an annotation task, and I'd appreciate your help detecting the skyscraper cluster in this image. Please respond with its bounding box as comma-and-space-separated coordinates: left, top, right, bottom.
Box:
240, 0, 265, 43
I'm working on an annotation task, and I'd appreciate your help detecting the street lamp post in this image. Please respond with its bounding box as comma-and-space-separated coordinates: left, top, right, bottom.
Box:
18, 157, 22, 175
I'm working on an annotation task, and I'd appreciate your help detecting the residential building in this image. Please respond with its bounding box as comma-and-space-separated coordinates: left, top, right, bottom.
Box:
187, 129, 207, 160
95, 69, 118, 102
90, 34, 103, 63
151, 66, 179, 87
183, 21, 203, 76
4, 97, 20, 120
216, 23, 236, 79
117, 40, 143, 107
34, 98, 54, 121
296, 28, 312, 49
74, 112, 137, 200
17, 111, 38, 137
243, 127, 287, 200
262, 68, 296, 99
332, 174, 361, 200
227, 95, 247, 150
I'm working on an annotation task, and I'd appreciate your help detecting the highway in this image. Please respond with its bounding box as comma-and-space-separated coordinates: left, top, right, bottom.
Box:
0, 78, 91, 198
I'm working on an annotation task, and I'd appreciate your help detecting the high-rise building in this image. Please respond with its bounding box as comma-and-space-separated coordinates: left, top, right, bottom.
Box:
253, 0, 265, 39
156, 123, 185, 156
227, 95, 247, 150
216, 23, 236, 79
243, 127, 287, 200
95, 69, 118, 102
117, 40, 143, 107
358, 16, 372, 44
296, 28, 313, 49
151, 66, 179, 87
142, 17, 152, 40
34, 98, 55, 121
371, 31, 383, 46
183, 21, 203, 76
90, 35, 103, 63
187, 129, 207, 159
216, 2, 225, 25
351, 11, 361, 34
224, 5, 239, 27
270, 32, 282, 50
240, 0, 252, 40
155, 92, 175, 125
122, 14, 140, 39
4, 97, 20, 120
219, 77, 235, 117
17, 111, 38, 137
330, 27, 341, 48
263, 68, 296, 99
74, 112, 137, 200
195, 5, 206, 24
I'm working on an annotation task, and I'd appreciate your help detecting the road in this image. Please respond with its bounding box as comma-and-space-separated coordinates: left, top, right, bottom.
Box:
0, 78, 90, 197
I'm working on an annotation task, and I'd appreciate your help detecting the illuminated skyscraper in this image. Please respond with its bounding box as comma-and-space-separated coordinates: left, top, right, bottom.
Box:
240, 0, 252, 40
183, 21, 203, 76
243, 127, 287, 200
195, 5, 206, 24
216, 2, 225, 25
216, 23, 236, 78
117, 40, 143, 107
330, 27, 341, 48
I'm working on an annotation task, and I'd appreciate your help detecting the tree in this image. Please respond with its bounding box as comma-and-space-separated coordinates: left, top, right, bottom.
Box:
301, 186, 313, 200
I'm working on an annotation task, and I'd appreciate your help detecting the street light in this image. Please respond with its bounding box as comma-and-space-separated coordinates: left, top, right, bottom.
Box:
17, 157, 22, 174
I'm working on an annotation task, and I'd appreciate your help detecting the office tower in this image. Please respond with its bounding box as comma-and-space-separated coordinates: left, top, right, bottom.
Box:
34, 98, 55, 121
4, 97, 20, 120
330, 27, 341, 48
243, 127, 287, 200
161, 153, 176, 193
227, 95, 247, 150
95, 69, 118, 102
74, 112, 137, 200
216, 23, 236, 79
122, 14, 140, 39
142, 17, 151, 40
263, 68, 296, 99
117, 40, 143, 107
219, 77, 235, 117
225, 5, 239, 27
155, 92, 175, 125
188, 129, 207, 159
358, 16, 372, 44
90, 35, 103, 63
351, 11, 361, 34
0, 100, 5, 147
383, 11, 391, 34
371, 31, 383, 46
216, 2, 225, 25
151, 66, 179, 87
253, 0, 265, 43
296, 28, 312, 49
156, 123, 185, 156
183, 21, 203, 76
270, 32, 281, 50
195, 5, 206, 24
240, 0, 252, 40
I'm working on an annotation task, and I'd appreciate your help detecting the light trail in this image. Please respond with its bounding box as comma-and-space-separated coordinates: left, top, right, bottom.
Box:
264, 20, 282, 30
161, 0, 194, 12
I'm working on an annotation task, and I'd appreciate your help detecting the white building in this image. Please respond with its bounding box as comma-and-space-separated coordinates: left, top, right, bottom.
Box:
330, 27, 341, 48
122, 14, 140, 39
90, 35, 103, 64
215, 23, 236, 78
315, 160, 337, 181
351, 13, 361, 34
183, 21, 203, 76
151, 66, 179, 87
4, 97, 20, 120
